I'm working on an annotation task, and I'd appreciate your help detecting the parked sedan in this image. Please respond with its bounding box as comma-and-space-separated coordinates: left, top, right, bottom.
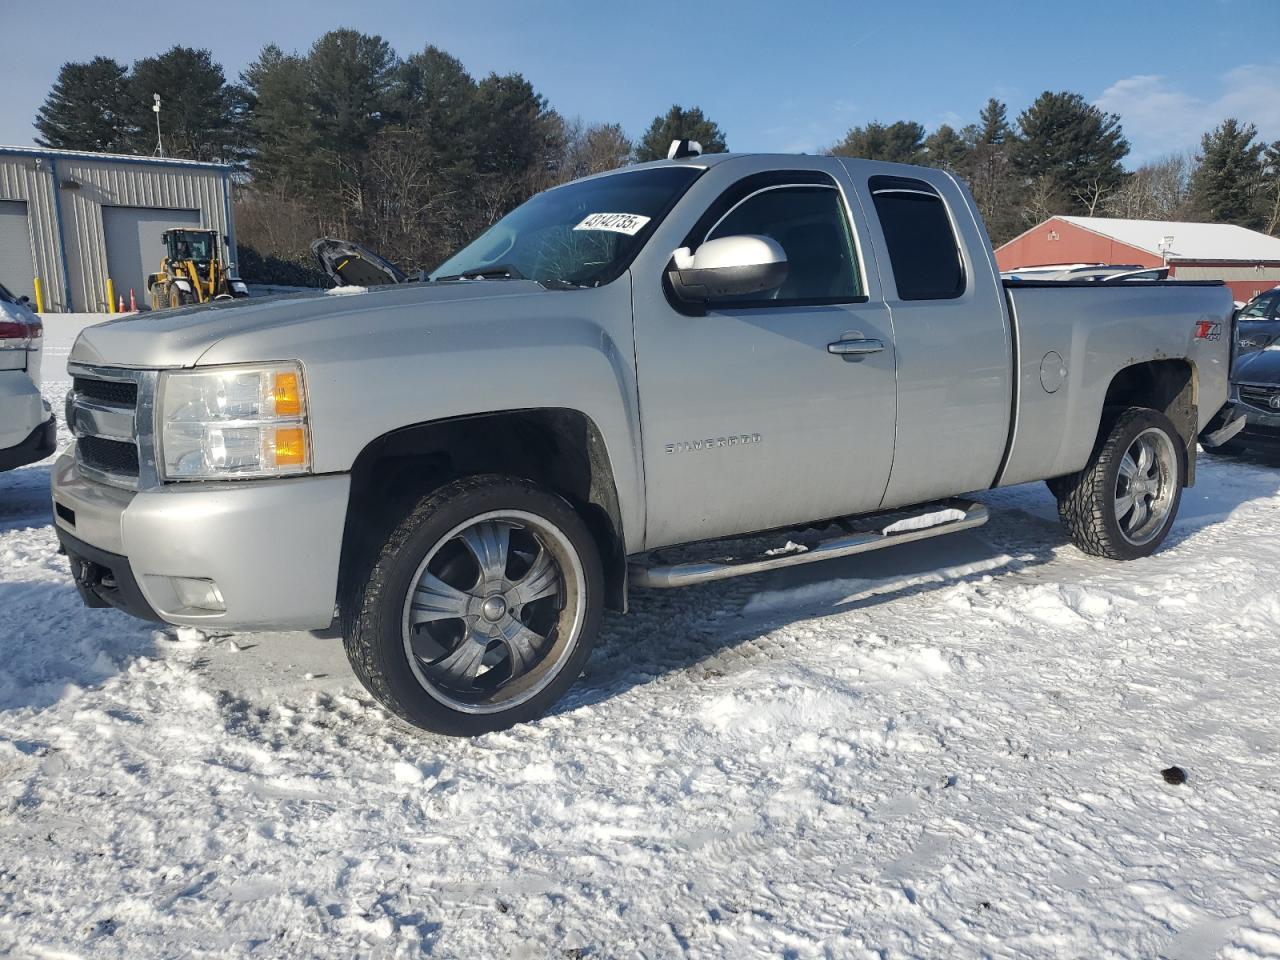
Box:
1223, 347, 1280, 453
0, 281, 55, 472
1236, 287, 1280, 354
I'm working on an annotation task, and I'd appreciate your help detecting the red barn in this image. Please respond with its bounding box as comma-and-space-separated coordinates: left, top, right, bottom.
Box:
996, 216, 1280, 303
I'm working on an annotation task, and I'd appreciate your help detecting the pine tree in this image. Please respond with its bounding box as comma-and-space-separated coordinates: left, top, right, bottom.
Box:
469, 73, 564, 222
922, 124, 970, 172
307, 30, 397, 151
391, 46, 478, 188
127, 47, 247, 163
242, 44, 315, 188
828, 121, 925, 164
1188, 120, 1266, 228
34, 57, 131, 152
956, 100, 1020, 243
977, 98, 1011, 146
305, 29, 399, 202
635, 105, 727, 162
1013, 91, 1129, 216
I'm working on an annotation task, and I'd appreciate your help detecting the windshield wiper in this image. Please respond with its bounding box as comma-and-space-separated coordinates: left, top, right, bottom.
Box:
434, 263, 526, 282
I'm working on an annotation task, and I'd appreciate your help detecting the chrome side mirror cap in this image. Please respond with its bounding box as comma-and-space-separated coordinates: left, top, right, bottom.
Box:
667, 235, 788, 314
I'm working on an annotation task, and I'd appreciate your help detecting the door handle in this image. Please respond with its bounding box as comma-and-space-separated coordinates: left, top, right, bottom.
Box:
828, 337, 884, 357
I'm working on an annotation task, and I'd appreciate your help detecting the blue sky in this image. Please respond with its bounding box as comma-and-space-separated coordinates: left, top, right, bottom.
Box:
3, 0, 1278, 166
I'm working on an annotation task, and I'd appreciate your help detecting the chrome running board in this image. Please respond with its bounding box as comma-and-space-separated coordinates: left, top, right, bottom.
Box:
629, 499, 989, 588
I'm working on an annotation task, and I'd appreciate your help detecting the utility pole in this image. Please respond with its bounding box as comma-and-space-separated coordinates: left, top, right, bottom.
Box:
152, 93, 164, 157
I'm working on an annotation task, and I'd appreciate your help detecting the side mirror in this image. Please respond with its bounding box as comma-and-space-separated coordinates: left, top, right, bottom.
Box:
17, 295, 30, 306
667, 235, 788, 315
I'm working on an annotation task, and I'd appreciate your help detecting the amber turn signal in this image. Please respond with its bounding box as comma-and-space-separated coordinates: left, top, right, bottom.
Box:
272, 371, 302, 417
273, 426, 307, 466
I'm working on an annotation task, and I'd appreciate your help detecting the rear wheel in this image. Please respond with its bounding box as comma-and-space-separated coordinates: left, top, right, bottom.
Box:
168, 286, 194, 309
1054, 407, 1185, 560
342, 475, 603, 736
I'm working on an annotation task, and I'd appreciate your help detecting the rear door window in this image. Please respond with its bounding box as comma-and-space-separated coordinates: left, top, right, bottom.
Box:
868, 176, 965, 301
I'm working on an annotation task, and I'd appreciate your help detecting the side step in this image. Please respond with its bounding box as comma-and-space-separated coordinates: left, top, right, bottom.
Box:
629, 499, 989, 589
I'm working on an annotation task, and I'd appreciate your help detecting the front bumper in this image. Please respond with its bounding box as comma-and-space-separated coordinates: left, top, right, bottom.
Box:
57, 526, 164, 622
1229, 389, 1280, 448
51, 447, 351, 630
0, 415, 56, 472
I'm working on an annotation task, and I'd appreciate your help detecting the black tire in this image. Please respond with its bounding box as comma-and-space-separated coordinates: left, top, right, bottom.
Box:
1054, 407, 1185, 561
169, 286, 194, 309
342, 475, 604, 736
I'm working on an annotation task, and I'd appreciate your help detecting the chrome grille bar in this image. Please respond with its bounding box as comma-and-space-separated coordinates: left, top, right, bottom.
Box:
66, 364, 160, 490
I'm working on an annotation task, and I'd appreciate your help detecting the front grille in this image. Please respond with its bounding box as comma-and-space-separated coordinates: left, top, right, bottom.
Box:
78, 436, 140, 475
73, 376, 137, 406
1240, 385, 1280, 411
69, 368, 145, 487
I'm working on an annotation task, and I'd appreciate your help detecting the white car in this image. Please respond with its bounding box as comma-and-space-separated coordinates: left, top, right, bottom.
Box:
0, 282, 54, 472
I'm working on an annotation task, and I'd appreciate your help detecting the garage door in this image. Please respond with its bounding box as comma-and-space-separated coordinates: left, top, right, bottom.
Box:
103, 206, 200, 310
0, 200, 36, 303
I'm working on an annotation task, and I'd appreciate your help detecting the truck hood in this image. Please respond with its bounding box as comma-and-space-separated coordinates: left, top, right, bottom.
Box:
68, 280, 550, 369
1234, 345, 1280, 385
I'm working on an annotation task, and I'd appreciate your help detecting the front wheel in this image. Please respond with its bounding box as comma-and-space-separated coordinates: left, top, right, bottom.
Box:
342, 475, 603, 736
1054, 407, 1185, 560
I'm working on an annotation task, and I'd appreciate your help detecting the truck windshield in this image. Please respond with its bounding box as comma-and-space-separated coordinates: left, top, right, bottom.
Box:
430, 166, 702, 287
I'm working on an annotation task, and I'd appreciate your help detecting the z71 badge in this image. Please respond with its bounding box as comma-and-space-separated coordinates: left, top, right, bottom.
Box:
665, 433, 762, 454
1194, 320, 1222, 341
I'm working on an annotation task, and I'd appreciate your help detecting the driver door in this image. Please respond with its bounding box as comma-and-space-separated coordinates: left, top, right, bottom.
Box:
632, 170, 898, 549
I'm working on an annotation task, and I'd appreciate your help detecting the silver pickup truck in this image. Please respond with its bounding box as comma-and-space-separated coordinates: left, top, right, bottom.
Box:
52, 150, 1241, 735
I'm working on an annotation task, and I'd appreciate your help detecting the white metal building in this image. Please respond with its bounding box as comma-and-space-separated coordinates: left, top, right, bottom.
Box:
0, 146, 235, 313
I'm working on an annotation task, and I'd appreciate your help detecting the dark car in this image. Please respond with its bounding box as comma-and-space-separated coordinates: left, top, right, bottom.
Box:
1236, 288, 1280, 354
1224, 347, 1280, 453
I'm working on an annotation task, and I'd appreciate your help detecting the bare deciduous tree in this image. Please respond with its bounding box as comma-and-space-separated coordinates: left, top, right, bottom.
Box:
559, 118, 632, 181
1073, 178, 1112, 217
1022, 176, 1065, 228
1105, 154, 1192, 221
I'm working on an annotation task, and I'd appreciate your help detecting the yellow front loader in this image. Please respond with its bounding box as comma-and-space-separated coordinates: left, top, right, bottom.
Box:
147, 228, 249, 310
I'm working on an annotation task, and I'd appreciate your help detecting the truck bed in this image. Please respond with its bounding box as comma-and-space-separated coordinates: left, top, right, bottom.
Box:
996, 279, 1232, 488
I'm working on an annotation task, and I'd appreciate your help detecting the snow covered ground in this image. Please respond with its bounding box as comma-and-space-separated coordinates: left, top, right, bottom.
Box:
3, 316, 1280, 958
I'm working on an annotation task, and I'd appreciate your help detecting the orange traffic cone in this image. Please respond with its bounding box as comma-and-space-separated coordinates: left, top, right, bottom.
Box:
118, 294, 125, 313
129, 289, 137, 312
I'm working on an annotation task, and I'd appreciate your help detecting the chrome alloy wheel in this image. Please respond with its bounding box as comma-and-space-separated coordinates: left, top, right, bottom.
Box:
1114, 427, 1178, 546
400, 510, 586, 714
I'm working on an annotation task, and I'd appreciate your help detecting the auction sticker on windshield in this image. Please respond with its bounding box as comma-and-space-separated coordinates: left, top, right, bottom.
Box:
574, 213, 652, 235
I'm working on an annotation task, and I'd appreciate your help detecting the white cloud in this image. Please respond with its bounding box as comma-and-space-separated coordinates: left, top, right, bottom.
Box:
1095, 65, 1280, 165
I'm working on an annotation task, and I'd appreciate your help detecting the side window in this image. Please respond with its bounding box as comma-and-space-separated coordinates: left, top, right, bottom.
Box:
869, 175, 965, 300
1239, 295, 1272, 319
1243, 293, 1278, 319
705, 184, 863, 303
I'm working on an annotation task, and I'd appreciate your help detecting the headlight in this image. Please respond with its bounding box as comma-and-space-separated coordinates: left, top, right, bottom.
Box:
158, 362, 311, 480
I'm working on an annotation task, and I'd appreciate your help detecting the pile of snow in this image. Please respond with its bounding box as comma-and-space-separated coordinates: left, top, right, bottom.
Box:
2, 320, 1280, 956
325, 285, 367, 297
